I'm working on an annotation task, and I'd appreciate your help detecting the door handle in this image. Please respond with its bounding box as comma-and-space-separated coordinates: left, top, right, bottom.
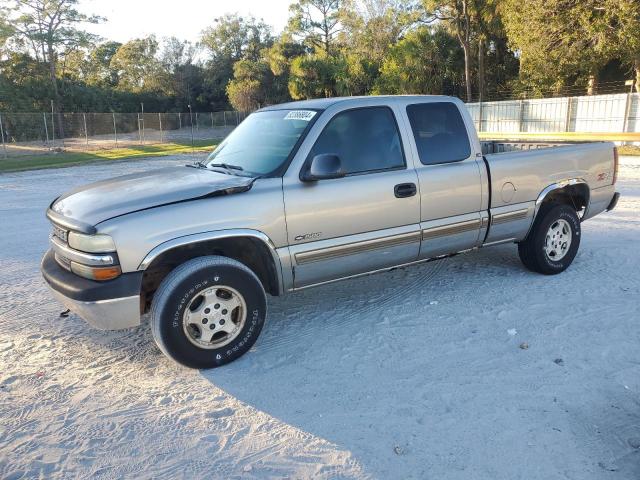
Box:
394, 183, 417, 198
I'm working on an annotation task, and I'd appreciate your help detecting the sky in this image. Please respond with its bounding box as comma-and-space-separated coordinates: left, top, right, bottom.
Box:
78, 0, 293, 44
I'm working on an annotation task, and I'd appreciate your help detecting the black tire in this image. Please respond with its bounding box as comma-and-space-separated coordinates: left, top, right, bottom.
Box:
517, 203, 581, 275
150, 256, 267, 369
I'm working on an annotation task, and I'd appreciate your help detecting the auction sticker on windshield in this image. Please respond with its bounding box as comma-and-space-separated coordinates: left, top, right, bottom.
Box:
284, 110, 316, 121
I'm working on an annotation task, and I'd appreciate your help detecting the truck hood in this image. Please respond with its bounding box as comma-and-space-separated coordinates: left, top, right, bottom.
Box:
50, 166, 254, 227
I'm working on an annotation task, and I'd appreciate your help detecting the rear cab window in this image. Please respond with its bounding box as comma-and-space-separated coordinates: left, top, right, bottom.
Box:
406, 102, 471, 165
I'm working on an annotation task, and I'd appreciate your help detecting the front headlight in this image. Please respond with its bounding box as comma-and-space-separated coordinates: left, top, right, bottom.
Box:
68, 232, 116, 253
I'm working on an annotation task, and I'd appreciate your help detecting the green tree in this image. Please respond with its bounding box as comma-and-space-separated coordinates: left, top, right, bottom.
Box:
264, 34, 305, 103
333, 52, 377, 95
593, 0, 640, 92
160, 37, 198, 109
0, 6, 13, 55
226, 59, 270, 111
338, 0, 417, 95
110, 37, 170, 94
5, 0, 103, 112
421, 0, 479, 102
201, 14, 272, 62
266, 33, 306, 76
287, 0, 342, 54
501, 0, 640, 94
200, 14, 273, 110
288, 53, 340, 98
341, 0, 416, 63
0, 51, 50, 110
284, 0, 344, 99
86, 41, 122, 87
375, 26, 464, 95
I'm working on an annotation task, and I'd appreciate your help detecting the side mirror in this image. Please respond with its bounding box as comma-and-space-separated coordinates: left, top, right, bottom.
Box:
301, 154, 346, 182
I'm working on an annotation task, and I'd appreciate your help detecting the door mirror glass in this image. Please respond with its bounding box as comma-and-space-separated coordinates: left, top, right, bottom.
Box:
301, 154, 345, 181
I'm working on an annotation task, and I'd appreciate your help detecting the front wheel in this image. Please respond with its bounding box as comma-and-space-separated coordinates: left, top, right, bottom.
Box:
150, 256, 267, 369
518, 203, 581, 275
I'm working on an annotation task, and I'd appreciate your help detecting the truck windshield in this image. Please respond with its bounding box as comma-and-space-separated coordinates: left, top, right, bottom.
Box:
206, 109, 319, 176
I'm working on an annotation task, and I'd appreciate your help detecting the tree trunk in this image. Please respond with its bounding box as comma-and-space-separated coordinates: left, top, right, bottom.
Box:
478, 39, 485, 103
462, 41, 472, 102
635, 58, 640, 93
47, 43, 65, 141
587, 74, 598, 96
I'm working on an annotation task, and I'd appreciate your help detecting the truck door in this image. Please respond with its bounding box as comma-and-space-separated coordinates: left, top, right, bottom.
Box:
402, 100, 486, 259
283, 104, 421, 288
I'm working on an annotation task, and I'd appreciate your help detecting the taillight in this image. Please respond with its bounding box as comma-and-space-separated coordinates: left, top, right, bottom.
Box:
613, 146, 619, 185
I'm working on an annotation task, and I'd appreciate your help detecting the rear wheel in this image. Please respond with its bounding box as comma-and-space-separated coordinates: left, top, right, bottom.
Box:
150, 256, 266, 369
518, 203, 581, 275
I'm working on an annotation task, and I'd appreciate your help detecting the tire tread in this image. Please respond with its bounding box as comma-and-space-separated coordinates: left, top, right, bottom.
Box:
517, 202, 580, 275
150, 255, 264, 367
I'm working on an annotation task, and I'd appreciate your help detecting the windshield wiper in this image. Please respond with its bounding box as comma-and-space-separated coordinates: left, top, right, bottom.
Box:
187, 161, 245, 175
210, 162, 244, 171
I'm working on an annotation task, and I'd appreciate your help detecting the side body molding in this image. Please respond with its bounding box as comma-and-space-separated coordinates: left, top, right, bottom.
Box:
137, 229, 285, 295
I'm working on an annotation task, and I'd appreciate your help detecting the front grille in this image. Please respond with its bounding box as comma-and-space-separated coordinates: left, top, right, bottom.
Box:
54, 252, 72, 271
52, 224, 68, 243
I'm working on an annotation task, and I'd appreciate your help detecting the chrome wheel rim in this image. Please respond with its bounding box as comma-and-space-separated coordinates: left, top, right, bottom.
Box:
182, 285, 247, 349
544, 219, 572, 261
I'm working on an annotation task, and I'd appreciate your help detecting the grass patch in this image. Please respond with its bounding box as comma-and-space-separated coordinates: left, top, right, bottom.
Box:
0, 141, 217, 173
617, 145, 640, 156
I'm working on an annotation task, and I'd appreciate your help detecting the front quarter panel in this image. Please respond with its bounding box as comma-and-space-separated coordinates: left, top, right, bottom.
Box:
96, 177, 286, 273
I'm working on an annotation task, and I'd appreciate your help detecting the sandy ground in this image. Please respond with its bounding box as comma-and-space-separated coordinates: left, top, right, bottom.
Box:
0, 155, 639, 479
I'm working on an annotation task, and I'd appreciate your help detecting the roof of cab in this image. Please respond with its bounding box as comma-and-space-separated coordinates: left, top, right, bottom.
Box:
257, 95, 456, 112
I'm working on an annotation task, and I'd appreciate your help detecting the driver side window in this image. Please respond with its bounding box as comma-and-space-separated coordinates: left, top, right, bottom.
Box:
308, 107, 405, 175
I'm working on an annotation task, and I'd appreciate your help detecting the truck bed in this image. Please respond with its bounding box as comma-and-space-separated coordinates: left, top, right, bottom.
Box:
482, 141, 617, 221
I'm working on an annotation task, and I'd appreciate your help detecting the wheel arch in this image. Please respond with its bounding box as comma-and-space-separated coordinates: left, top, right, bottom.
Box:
522, 179, 589, 240
534, 179, 590, 220
138, 229, 283, 312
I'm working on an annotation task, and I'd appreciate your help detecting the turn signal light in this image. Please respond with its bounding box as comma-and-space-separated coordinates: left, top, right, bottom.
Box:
70, 262, 122, 281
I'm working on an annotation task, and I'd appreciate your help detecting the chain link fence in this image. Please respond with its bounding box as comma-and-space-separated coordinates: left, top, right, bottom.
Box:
2, 92, 639, 159
0, 111, 250, 158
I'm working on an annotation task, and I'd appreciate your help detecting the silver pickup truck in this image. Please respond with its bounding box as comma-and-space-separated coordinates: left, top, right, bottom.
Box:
41, 95, 620, 368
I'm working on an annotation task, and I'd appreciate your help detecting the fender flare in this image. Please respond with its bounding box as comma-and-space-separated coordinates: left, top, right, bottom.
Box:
137, 228, 284, 295
534, 178, 590, 219
524, 178, 589, 239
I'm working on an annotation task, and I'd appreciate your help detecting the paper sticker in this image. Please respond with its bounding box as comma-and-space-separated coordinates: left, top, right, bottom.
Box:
284, 110, 316, 121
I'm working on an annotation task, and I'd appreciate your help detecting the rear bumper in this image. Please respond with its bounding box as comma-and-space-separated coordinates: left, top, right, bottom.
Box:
41, 249, 143, 330
606, 192, 620, 211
